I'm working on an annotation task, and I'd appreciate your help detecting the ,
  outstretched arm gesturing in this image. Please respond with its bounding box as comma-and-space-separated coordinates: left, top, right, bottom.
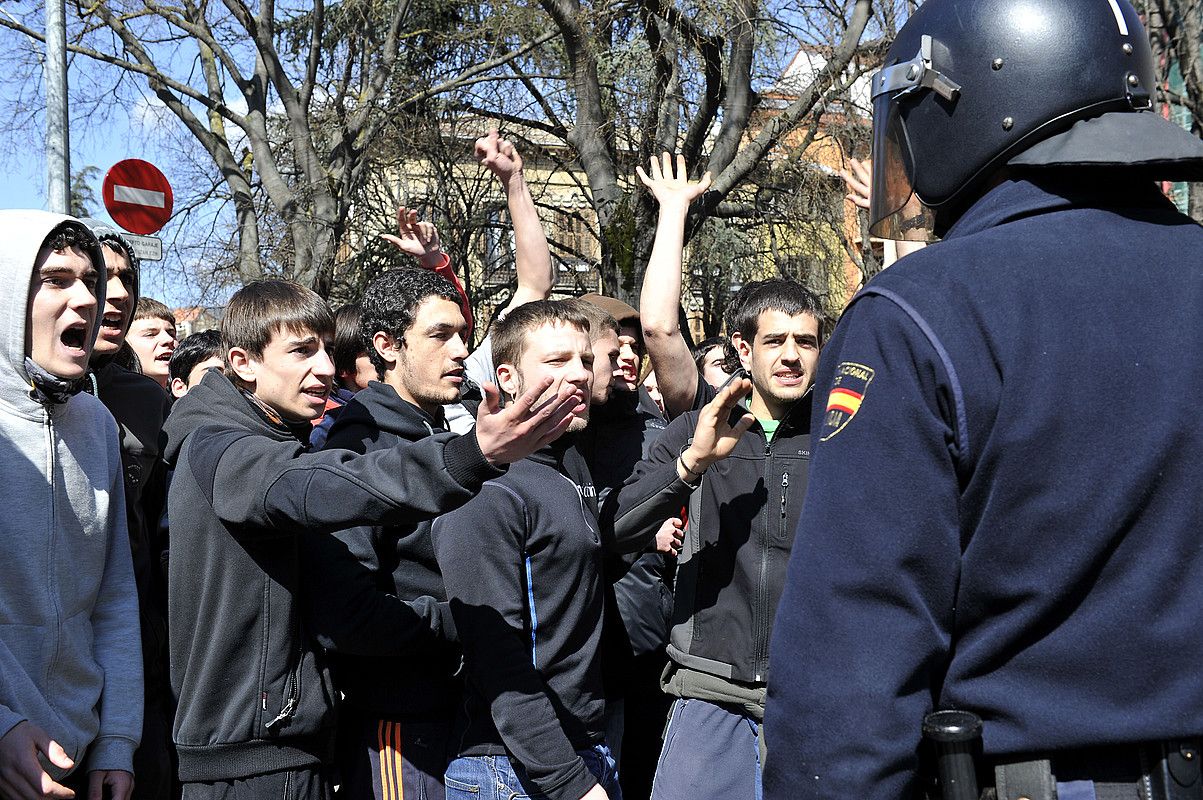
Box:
637, 153, 713, 419
476, 131, 555, 315
841, 157, 926, 268
382, 206, 474, 335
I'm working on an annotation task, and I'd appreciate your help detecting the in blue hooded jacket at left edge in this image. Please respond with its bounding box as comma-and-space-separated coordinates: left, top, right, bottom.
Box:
0, 210, 143, 776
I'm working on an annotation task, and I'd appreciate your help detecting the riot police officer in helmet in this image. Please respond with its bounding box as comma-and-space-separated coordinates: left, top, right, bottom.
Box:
765, 0, 1203, 798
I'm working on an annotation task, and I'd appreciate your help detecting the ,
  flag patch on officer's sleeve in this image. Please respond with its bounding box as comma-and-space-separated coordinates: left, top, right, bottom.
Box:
820, 362, 875, 441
